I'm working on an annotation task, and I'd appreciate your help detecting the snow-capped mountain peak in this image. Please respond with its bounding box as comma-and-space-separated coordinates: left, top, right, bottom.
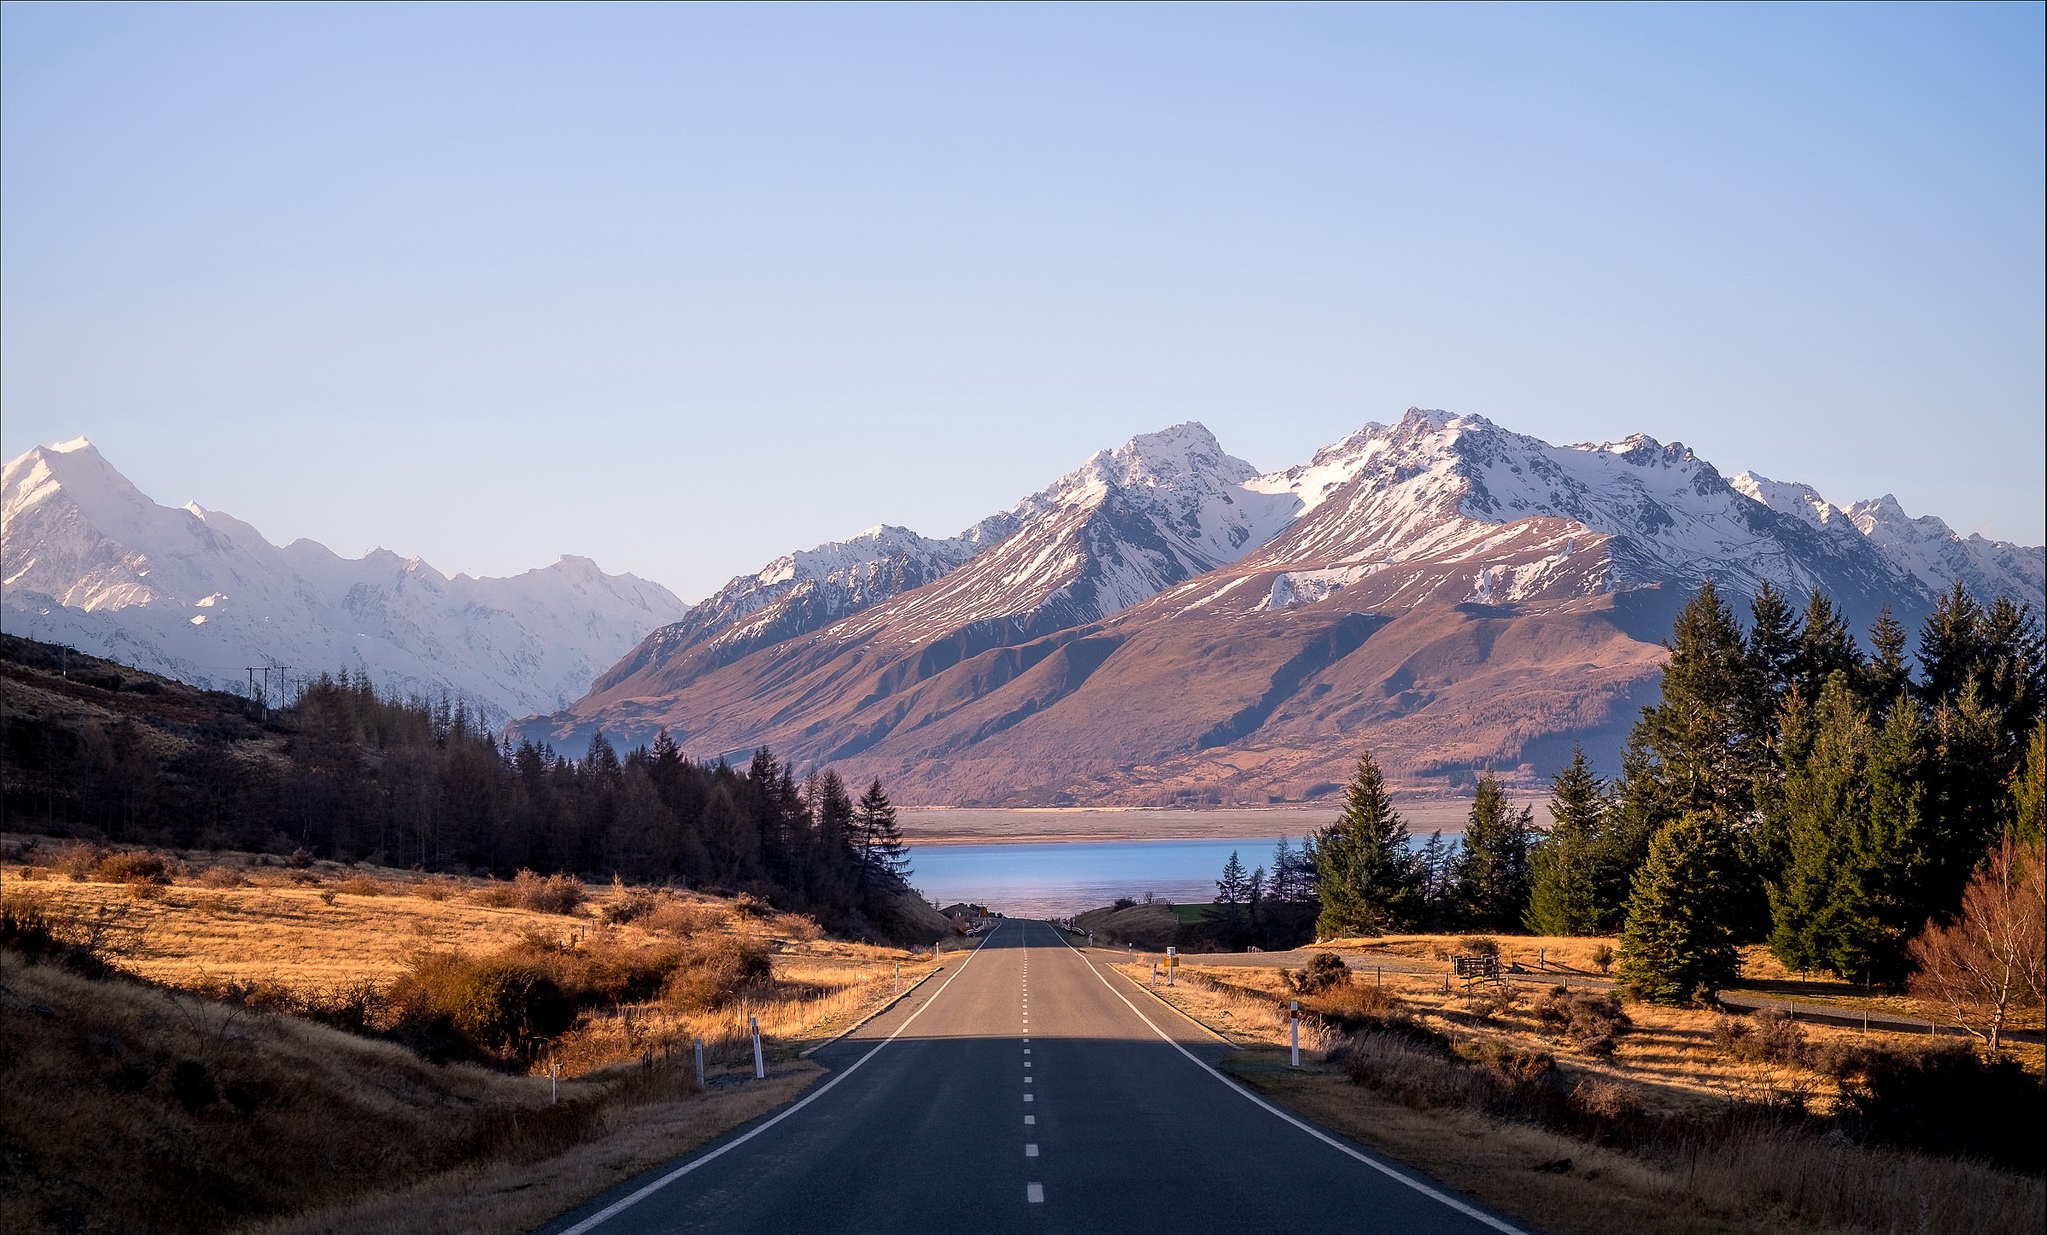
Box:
2, 440, 686, 719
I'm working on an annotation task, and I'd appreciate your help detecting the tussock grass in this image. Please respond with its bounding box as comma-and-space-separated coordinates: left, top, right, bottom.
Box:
1127, 957, 2044, 1235
0, 841, 934, 1234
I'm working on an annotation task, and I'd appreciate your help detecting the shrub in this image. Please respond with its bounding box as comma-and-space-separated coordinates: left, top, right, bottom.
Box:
641, 899, 723, 937
389, 952, 575, 1062
1284, 951, 1353, 995
1112, 897, 1138, 910
602, 877, 661, 925
334, 875, 384, 897
413, 874, 459, 901
1713, 1008, 1806, 1068
1455, 936, 1501, 960
477, 870, 586, 915
0, 895, 115, 977
94, 850, 171, 885
1538, 987, 1631, 1057
664, 937, 773, 1012
52, 843, 110, 880
1589, 943, 1615, 974
197, 866, 247, 889
1825, 1042, 2046, 1173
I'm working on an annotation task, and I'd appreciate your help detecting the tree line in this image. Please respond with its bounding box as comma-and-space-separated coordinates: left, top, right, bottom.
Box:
1297, 581, 2044, 1008
0, 640, 920, 937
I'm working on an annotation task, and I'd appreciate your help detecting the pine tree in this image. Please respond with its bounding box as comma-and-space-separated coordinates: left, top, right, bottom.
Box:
1792, 589, 1865, 703
1525, 747, 1607, 935
1269, 837, 1302, 902
1450, 772, 1536, 930
1622, 580, 1766, 825
1215, 850, 1252, 906
1611, 581, 1773, 940
1415, 831, 1455, 930
1768, 673, 1874, 977
1616, 813, 1744, 1004
1313, 753, 1423, 937
1747, 581, 1801, 722
853, 778, 910, 893
1862, 607, 1912, 709
2015, 721, 2046, 847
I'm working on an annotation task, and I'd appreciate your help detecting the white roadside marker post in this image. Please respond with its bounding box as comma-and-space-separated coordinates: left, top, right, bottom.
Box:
1290, 1001, 1301, 1068
1151, 960, 1159, 987
895, 962, 901, 996
694, 1038, 705, 1088
550, 1056, 559, 1104
1167, 946, 1176, 986
750, 1016, 765, 1080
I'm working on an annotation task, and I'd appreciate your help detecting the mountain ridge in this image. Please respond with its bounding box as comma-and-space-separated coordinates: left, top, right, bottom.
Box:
525, 408, 2041, 804
1, 438, 685, 721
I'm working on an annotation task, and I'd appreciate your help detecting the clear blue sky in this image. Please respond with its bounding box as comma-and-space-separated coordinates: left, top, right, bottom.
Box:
4, 3, 2041, 599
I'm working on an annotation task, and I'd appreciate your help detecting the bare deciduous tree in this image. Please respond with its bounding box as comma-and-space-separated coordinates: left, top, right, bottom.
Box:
1908, 837, 2046, 1053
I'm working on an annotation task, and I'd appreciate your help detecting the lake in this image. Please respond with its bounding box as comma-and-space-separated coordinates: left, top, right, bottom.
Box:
904, 836, 1290, 918
903, 831, 1471, 917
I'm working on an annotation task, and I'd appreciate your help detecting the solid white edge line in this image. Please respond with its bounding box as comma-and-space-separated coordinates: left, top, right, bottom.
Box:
553, 922, 1000, 1235
1057, 931, 1530, 1235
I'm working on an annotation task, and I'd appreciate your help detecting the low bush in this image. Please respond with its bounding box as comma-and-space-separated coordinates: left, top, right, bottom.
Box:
388, 952, 575, 1063
0, 895, 115, 977
1455, 936, 1501, 960
1538, 986, 1631, 1058
54, 847, 174, 886
334, 875, 384, 897
1284, 951, 1352, 995
1823, 1042, 2045, 1174
601, 876, 661, 925
1713, 1008, 1806, 1068
413, 874, 460, 901
476, 870, 586, 915
197, 866, 248, 889
664, 937, 773, 1012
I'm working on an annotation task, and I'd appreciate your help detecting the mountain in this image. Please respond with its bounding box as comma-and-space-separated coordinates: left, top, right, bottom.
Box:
1, 439, 686, 720
526, 409, 2042, 805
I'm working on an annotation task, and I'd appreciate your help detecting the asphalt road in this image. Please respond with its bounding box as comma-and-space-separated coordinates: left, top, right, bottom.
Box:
538, 918, 1525, 1235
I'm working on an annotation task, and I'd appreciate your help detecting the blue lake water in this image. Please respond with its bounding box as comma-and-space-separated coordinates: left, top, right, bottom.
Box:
904, 833, 1466, 918
904, 837, 1288, 917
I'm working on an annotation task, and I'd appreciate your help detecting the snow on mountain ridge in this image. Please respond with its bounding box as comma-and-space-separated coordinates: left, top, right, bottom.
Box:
1, 440, 686, 720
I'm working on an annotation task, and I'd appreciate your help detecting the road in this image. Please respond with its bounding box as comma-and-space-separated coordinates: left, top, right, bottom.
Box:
538, 918, 1525, 1235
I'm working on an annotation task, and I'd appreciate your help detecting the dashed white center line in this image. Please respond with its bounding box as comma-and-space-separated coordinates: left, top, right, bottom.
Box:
1025, 1143, 1039, 1157
1024, 1048, 1031, 1054
1024, 1115, 1035, 1125
1024, 1093, 1034, 1102
1027, 1183, 1044, 1204
1024, 1061, 1031, 1068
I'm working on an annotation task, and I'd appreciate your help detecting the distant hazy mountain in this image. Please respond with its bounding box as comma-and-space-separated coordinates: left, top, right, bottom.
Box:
529, 409, 2043, 804
1, 439, 685, 720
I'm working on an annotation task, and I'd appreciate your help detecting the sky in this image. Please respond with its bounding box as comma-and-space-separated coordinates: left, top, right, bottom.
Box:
3, 2, 2042, 601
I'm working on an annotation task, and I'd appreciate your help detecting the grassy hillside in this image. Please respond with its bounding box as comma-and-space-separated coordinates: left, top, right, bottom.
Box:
1, 839, 935, 1234
1116, 939, 2043, 1235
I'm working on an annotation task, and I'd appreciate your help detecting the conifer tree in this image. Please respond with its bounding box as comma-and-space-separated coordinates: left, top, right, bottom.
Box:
853, 778, 910, 892
1215, 850, 1252, 906
1450, 772, 1537, 930
1768, 674, 1875, 977
1791, 589, 1864, 703
1863, 607, 1912, 709
1618, 581, 1766, 826
1616, 813, 1743, 1004
1526, 747, 1608, 935
2015, 721, 2046, 847
1415, 831, 1455, 929
1269, 837, 1304, 902
1313, 753, 1423, 937
1747, 581, 1801, 718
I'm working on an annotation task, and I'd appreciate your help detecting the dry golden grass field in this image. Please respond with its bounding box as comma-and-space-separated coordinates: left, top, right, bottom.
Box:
1114, 943, 2044, 1235
0, 836, 939, 1235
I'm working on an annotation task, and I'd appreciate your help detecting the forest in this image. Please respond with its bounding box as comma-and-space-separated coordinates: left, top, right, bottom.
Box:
0, 634, 918, 938
1299, 581, 2044, 1028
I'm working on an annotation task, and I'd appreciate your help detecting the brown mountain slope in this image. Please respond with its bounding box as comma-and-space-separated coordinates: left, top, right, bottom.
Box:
535, 518, 1681, 805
